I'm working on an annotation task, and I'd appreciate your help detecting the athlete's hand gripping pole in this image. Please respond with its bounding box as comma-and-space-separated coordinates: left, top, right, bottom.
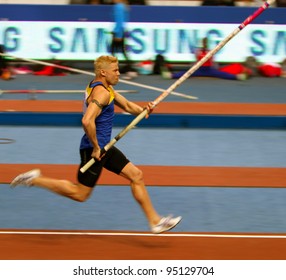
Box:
80, 0, 274, 173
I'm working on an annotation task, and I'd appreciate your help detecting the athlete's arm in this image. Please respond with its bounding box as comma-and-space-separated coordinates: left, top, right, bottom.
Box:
114, 91, 141, 114
114, 91, 154, 118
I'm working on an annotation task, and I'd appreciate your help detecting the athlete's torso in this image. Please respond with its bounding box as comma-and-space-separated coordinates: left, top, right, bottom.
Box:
80, 81, 115, 149
196, 49, 213, 67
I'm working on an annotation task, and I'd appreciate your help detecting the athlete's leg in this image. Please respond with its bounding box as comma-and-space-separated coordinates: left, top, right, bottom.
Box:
206, 67, 238, 80
11, 169, 93, 202
111, 35, 121, 56
11, 148, 101, 202
103, 147, 161, 226
32, 176, 92, 202
119, 162, 161, 227
171, 67, 210, 79
104, 147, 181, 232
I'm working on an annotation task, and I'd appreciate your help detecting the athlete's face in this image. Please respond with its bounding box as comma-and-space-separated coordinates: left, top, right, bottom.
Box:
104, 62, 120, 86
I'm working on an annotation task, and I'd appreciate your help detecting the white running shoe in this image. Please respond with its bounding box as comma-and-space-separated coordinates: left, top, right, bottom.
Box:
151, 215, 182, 234
10, 169, 41, 188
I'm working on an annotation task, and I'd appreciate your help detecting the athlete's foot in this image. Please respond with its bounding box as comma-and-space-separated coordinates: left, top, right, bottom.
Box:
151, 215, 182, 234
10, 169, 41, 188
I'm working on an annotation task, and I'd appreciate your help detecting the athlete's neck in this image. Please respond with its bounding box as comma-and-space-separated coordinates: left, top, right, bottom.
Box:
92, 78, 109, 89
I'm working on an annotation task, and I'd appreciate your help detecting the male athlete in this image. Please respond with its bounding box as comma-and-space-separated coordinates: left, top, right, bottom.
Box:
11, 55, 182, 234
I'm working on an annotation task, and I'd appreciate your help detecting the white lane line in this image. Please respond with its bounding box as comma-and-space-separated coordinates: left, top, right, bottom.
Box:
0, 231, 286, 239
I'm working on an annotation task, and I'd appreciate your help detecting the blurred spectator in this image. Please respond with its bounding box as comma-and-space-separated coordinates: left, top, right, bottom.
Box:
161, 37, 249, 81
110, 0, 130, 63
0, 45, 13, 81
244, 56, 286, 78
110, 0, 137, 78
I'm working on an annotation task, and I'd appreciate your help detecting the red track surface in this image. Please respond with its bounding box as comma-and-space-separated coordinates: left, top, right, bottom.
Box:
1, 230, 286, 260
2, 164, 286, 188
1, 100, 286, 115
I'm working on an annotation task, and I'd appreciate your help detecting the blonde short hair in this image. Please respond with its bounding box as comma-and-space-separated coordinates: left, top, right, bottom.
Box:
94, 55, 118, 75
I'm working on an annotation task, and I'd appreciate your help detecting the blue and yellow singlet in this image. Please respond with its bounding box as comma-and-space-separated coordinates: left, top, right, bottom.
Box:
80, 81, 115, 150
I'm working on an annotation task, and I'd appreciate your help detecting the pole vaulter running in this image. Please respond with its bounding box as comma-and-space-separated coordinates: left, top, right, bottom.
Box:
9, 0, 275, 235
80, 0, 275, 173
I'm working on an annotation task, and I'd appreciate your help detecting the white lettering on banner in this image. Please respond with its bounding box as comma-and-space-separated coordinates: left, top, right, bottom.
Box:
0, 22, 285, 62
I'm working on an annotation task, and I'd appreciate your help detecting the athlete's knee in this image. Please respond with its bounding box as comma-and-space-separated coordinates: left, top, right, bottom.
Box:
73, 194, 89, 203
60, 180, 91, 202
73, 188, 92, 202
130, 168, 144, 184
